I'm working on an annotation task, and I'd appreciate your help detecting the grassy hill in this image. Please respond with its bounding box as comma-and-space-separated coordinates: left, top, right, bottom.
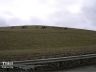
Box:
0, 25, 96, 61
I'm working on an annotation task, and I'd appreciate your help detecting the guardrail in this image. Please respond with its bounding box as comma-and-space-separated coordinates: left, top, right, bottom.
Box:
0, 54, 96, 69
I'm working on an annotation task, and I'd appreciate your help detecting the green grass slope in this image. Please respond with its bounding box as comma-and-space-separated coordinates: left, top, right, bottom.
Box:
0, 26, 96, 61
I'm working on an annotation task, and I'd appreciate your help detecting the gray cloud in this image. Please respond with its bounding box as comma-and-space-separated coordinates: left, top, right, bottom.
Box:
48, 1, 86, 27
0, 0, 96, 31
30, 17, 43, 25
47, 0, 96, 30
83, 0, 96, 26
0, 18, 7, 27
8, 18, 29, 26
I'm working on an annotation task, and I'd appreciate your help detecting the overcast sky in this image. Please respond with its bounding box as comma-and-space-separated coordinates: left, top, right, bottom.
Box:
0, 0, 96, 30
